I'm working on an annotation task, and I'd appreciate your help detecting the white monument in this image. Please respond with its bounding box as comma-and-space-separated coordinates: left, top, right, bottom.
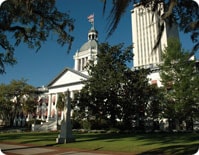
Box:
56, 90, 75, 143
0, 149, 6, 155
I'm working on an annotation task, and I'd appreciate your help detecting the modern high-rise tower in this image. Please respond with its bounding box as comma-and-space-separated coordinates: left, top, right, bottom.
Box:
131, 3, 179, 68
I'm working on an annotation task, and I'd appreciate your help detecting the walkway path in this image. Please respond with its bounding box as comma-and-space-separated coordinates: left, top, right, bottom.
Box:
0, 143, 111, 155
0, 142, 133, 155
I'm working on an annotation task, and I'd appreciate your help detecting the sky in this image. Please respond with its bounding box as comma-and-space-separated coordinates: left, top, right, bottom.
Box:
0, 0, 197, 87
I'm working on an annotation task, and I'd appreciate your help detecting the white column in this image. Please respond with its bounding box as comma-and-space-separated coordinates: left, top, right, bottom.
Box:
74, 58, 78, 70
70, 91, 74, 117
81, 58, 84, 71
47, 94, 52, 122
78, 59, 81, 71
55, 93, 58, 120
74, 52, 79, 70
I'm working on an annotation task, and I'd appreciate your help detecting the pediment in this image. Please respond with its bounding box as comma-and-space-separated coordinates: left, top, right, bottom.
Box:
47, 67, 89, 88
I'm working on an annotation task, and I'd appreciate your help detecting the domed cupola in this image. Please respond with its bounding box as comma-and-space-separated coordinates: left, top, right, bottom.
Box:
73, 26, 99, 74
79, 27, 98, 52
88, 27, 98, 41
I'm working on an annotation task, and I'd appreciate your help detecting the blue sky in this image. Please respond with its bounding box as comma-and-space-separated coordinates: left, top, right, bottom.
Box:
0, 0, 197, 87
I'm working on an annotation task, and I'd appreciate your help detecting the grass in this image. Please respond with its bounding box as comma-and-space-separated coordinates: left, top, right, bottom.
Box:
0, 131, 199, 155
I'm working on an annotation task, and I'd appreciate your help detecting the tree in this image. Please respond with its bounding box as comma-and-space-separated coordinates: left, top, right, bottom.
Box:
120, 68, 154, 130
0, 79, 37, 126
103, 0, 199, 54
0, 83, 13, 126
0, 0, 74, 73
73, 43, 157, 130
145, 86, 164, 130
74, 43, 133, 128
56, 92, 66, 123
56, 93, 65, 111
22, 97, 37, 118
159, 38, 199, 130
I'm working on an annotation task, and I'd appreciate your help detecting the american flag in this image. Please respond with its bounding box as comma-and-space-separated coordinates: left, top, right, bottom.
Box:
87, 14, 94, 23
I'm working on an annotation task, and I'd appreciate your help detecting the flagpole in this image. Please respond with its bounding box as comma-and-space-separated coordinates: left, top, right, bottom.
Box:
88, 13, 95, 28
92, 13, 94, 28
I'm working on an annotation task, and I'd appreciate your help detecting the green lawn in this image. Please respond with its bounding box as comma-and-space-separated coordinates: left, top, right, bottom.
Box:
0, 131, 198, 155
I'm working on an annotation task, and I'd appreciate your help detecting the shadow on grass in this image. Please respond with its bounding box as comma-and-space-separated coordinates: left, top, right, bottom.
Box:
133, 132, 199, 145
74, 132, 126, 142
137, 143, 199, 155
1, 132, 199, 154
74, 132, 199, 144
73, 132, 199, 154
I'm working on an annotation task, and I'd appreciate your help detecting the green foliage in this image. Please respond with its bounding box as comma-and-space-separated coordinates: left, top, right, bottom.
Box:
0, 0, 74, 73
120, 68, 153, 130
56, 93, 65, 111
75, 43, 133, 127
0, 84, 14, 125
22, 98, 37, 115
146, 86, 164, 120
0, 79, 37, 126
73, 43, 159, 130
160, 38, 199, 130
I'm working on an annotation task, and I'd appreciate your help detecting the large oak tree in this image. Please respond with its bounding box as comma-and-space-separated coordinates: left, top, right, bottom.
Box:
0, 0, 74, 73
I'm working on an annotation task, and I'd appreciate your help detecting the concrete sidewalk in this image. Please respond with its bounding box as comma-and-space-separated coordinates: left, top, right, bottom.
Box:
0, 143, 111, 155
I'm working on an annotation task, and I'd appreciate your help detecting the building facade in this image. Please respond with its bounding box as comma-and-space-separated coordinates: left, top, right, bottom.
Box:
131, 3, 179, 87
45, 26, 99, 123
73, 27, 98, 75
131, 3, 179, 68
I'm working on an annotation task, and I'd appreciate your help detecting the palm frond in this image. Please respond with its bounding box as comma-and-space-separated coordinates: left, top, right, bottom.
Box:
153, 22, 164, 51
191, 42, 199, 56
102, 0, 107, 16
106, 0, 131, 39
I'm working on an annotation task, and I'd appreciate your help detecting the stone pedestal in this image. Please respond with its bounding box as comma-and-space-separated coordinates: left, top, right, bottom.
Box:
56, 134, 75, 143
56, 90, 75, 143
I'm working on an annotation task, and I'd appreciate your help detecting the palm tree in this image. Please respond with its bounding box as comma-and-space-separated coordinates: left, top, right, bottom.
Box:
103, 0, 199, 55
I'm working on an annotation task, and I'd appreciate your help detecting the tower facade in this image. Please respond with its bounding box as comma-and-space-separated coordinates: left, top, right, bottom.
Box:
131, 3, 179, 68
73, 27, 98, 75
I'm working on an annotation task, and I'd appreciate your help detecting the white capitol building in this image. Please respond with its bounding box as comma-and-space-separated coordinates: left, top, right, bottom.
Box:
35, 3, 180, 129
